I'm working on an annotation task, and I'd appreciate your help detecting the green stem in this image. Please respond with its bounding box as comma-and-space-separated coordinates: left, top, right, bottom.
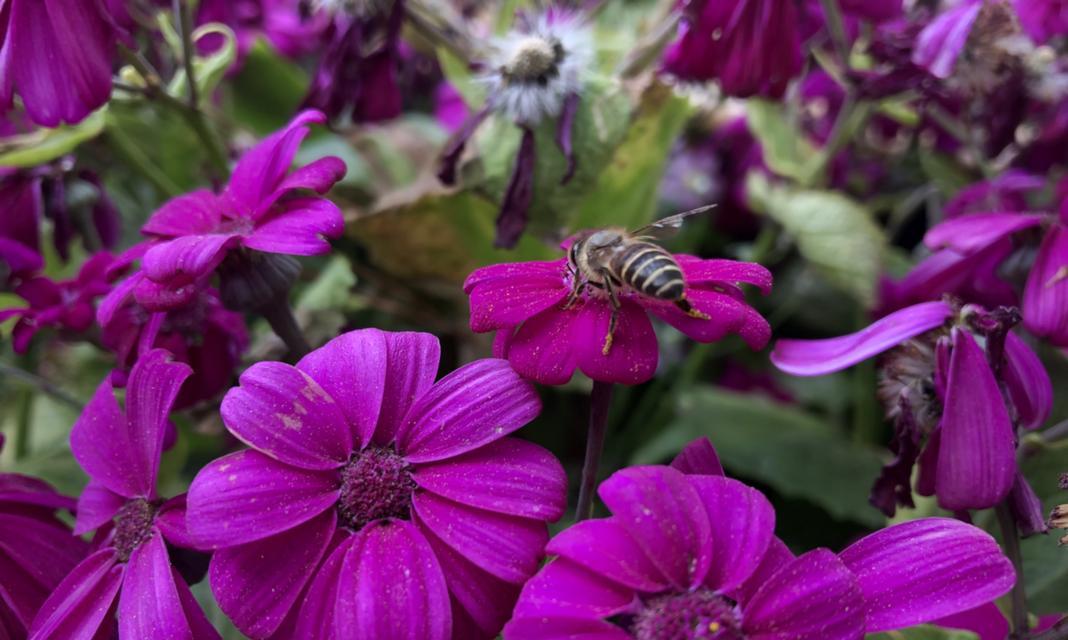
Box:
819, 0, 851, 67
106, 124, 184, 197
174, 0, 199, 109
996, 502, 1031, 638
575, 381, 614, 522
14, 390, 32, 461
0, 362, 83, 410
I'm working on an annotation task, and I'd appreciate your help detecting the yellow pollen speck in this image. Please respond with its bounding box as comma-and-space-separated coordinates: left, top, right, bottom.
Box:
709, 622, 721, 632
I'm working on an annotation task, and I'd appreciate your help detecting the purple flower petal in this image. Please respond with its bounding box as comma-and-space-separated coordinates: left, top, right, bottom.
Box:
124, 349, 193, 495
73, 481, 125, 535
935, 602, 1010, 640
399, 359, 540, 464
771, 301, 952, 376
689, 476, 776, 593
28, 549, 123, 640
597, 466, 712, 590
221, 362, 352, 470
156, 495, 198, 549
467, 265, 569, 333
118, 531, 193, 639
556, 93, 580, 184
503, 307, 581, 385
210, 511, 336, 639
271, 156, 347, 197
70, 378, 146, 499
243, 197, 343, 256
839, 517, 1016, 632
463, 260, 567, 293
0, 512, 87, 619
412, 438, 566, 521
733, 536, 795, 606
292, 534, 358, 639
142, 191, 222, 238
508, 557, 634, 621
495, 127, 536, 249
937, 329, 1016, 511
413, 492, 548, 585
677, 256, 774, 294
924, 213, 1044, 254
545, 517, 668, 592
142, 234, 240, 286
173, 566, 222, 640
504, 616, 631, 640
187, 450, 339, 548
1008, 471, 1048, 537
646, 287, 771, 350
1023, 224, 1068, 346
335, 520, 451, 640
437, 105, 492, 186
743, 549, 865, 640
1003, 331, 1053, 430
573, 300, 659, 385
913, 1, 983, 78
670, 437, 725, 476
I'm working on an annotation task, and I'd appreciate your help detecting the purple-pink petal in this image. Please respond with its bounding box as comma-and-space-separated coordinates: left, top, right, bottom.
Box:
124, 349, 193, 495
545, 517, 668, 592
142, 191, 222, 238
733, 536, 795, 606
412, 438, 566, 521
573, 300, 659, 385
156, 495, 198, 549
935, 602, 1010, 640
924, 213, 1044, 255
743, 549, 865, 640
210, 511, 337, 639
467, 266, 569, 333
374, 331, 442, 446
399, 359, 541, 464
670, 437, 725, 476
335, 520, 451, 640
597, 466, 712, 590
689, 475, 776, 593
220, 362, 352, 470
271, 156, 348, 197
677, 256, 774, 294
502, 306, 581, 385
70, 378, 146, 499
413, 492, 548, 585
73, 481, 125, 535
504, 616, 630, 640
936, 329, 1016, 511
142, 233, 240, 285
913, 0, 982, 78
507, 558, 634, 621
838, 518, 1016, 632
771, 301, 952, 376
1003, 331, 1053, 430
292, 534, 358, 639
647, 287, 771, 350
118, 531, 193, 640
187, 450, 339, 549
242, 198, 343, 256
1023, 224, 1068, 346
28, 549, 123, 640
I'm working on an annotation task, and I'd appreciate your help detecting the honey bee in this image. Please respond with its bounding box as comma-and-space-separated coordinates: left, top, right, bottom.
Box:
566, 206, 714, 355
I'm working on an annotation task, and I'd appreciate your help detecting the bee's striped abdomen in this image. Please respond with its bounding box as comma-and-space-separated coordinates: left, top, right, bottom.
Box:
612, 242, 685, 301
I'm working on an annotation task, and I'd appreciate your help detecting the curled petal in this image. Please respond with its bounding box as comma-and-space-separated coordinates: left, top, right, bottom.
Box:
494, 127, 536, 249
646, 287, 770, 350
555, 93, 580, 184
670, 437, 725, 476
913, 1, 983, 78
924, 213, 1044, 254
1002, 331, 1052, 430
677, 256, 773, 294
1022, 225, 1068, 346
243, 197, 343, 256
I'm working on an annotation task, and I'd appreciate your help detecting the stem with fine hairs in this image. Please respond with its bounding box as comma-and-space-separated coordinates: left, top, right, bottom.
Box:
575, 381, 615, 522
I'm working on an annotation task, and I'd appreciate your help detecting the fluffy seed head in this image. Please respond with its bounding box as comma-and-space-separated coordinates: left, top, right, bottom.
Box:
632, 590, 744, 640
337, 446, 416, 531
877, 331, 945, 433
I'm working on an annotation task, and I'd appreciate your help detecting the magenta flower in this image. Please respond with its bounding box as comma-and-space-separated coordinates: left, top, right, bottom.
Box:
0, 170, 43, 284
1013, 0, 1068, 44
0, 0, 118, 127
0, 438, 88, 638
0, 252, 116, 354
504, 441, 1016, 640
913, 0, 984, 79
30, 350, 220, 640
772, 300, 1052, 515
186, 329, 566, 639
138, 110, 346, 309
464, 251, 771, 386
662, 0, 803, 99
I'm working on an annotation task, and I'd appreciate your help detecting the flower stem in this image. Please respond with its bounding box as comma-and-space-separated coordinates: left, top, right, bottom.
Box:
575, 381, 614, 522
819, 0, 851, 67
0, 362, 83, 411
259, 295, 311, 360
173, 0, 199, 109
996, 502, 1031, 638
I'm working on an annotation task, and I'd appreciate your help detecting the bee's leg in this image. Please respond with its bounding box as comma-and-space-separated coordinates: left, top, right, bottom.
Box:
676, 295, 710, 320
601, 272, 620, 356
563, 269, 584, 310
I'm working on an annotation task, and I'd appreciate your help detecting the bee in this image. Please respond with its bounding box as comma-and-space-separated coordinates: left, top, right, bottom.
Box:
566, 206, 714, 356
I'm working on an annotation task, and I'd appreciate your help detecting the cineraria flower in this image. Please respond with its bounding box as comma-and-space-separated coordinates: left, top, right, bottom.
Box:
30, 350, 220, 640
186, 329, 566, 639
0, 437, 88, 638
772, 300, 1052, 515
0, 252, 116, 354
504, 441, 1016, 640
137, 110, 346, 312
98, 273, 249, 409
438, 8, 593, 248
0, 0, 119, 126
463, 243, 771, 386
302, 0, 406, 123
662, 0, 803, 99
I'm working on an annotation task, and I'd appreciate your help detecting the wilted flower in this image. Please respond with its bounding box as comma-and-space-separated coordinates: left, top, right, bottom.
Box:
663, 0, 803, 99
438, 8, 593, 248
0, 0, 119, 126
30, 350, 220, 640
0, 252, 116, 354
464, 245, 771, 386
137, 110, 346, 311
504, 441, 1016, 640
186, 329, 566, 639
0, 437, 88, 638
772, 300, 1052, 515
1051, 473, 1068, 546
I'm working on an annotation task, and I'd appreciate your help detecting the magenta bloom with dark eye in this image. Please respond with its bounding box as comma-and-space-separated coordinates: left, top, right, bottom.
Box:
0, 0, 118, 127
772, 301, 1052, 514
504, 442, 1016, 640
185, 329, 567, 640
0, 438, 88, 638
137, 110, 346, 308
662, 0, 804, 98
463, 253, 771, 386
30, 350, 220, 640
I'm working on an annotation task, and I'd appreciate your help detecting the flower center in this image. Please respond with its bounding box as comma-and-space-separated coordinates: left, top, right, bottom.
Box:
113, 498, 159, 562
632, 590, 744, 640
877, 330, 944, 433
504, 36, 564, 85
337, 446, 415, 531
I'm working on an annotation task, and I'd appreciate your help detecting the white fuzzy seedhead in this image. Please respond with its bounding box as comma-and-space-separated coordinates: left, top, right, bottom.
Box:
483, 12, 594, 126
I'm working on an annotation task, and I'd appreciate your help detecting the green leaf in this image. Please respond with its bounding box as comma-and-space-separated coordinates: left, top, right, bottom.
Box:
437, 46, 486, 109
1017, 440, 1068, 614
228, 39, 310, 135
632, 386, 887, 527
0, 109, 107, 168
747, 174, 885, 307
745, 99, 818, 183
297, 255, 358, 313
918, 148, 973, 198
867, 625, 980, 640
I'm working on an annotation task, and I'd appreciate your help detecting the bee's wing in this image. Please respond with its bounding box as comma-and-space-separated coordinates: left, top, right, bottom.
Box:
630, 205, 716, 239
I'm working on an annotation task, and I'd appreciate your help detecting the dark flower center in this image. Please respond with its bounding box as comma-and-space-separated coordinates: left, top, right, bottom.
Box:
114, 498, 160, 562
876, 331, 944, 433
337, 446, 415, 531
503, 36, 564, 86
632, 590, 744, 640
